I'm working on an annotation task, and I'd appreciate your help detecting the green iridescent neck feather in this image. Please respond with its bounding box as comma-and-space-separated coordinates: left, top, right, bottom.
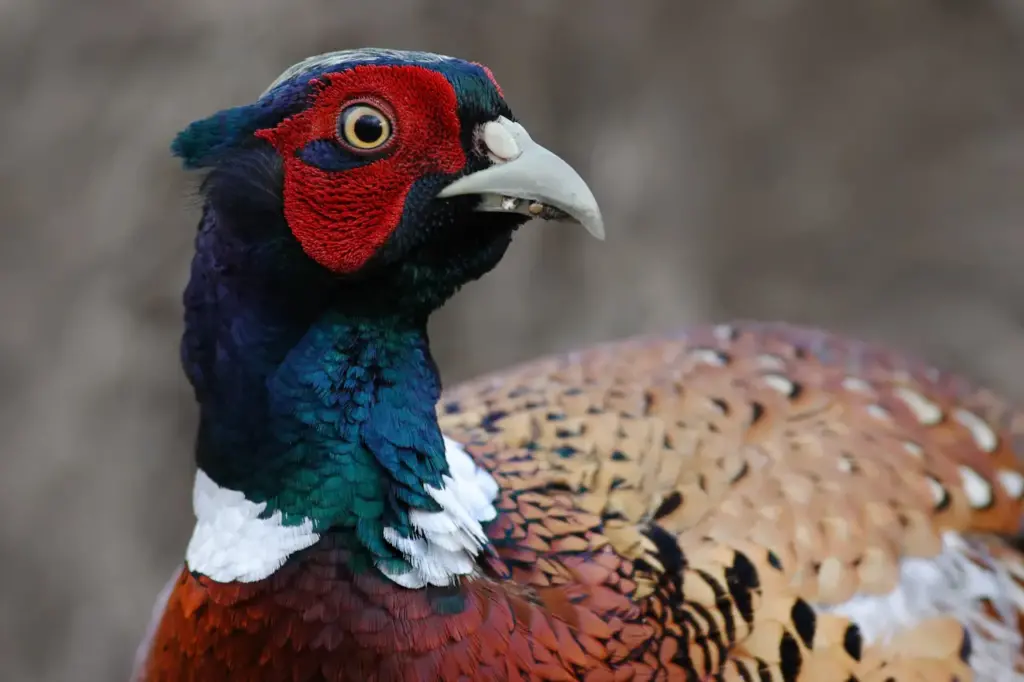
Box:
181, 193, 518, 577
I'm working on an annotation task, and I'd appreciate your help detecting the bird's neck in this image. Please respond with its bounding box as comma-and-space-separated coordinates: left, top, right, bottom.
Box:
181, 208, 496, 585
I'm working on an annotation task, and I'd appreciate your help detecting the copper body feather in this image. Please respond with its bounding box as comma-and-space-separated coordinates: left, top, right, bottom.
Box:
139, 322, 1024, 681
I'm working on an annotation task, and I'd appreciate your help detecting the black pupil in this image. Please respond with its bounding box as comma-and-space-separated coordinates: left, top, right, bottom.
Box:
353, 113, 383, 144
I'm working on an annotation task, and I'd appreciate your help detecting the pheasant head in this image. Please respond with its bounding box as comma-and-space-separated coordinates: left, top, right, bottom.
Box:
173, 49, 602, 318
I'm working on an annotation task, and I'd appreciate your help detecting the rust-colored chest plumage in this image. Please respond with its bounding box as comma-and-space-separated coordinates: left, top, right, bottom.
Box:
139, 515, 658, 681
140, 322, 1024, 681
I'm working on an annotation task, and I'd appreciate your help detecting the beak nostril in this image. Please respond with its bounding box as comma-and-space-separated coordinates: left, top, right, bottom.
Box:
481, 119, 521, 162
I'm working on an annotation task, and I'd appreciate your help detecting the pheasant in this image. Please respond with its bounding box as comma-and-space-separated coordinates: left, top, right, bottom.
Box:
133, 48, 1024, 681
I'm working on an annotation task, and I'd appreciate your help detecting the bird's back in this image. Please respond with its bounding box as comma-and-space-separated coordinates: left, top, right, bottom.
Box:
437, 321, 1024, 680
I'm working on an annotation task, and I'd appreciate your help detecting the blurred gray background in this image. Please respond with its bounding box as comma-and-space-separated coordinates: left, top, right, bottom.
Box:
4, 1, 1024, 680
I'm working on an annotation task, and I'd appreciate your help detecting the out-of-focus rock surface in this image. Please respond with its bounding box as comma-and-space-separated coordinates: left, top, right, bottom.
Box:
3, 1, 1024, 680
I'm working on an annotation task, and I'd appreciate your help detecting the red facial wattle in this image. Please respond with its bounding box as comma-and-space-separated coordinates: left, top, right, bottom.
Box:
256, 65, 468, 274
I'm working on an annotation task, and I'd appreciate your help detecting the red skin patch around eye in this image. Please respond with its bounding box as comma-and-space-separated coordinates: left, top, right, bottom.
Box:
256, 65, 467, 274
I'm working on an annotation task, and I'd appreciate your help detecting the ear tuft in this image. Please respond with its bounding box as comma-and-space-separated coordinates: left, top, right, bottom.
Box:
171, 84, 310, 170
172, 105, 261, 170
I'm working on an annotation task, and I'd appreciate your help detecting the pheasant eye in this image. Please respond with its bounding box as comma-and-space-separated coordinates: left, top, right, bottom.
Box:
338, 103, 392, 151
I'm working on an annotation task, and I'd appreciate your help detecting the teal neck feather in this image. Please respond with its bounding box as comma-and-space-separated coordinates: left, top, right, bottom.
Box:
265, 311, 446, 573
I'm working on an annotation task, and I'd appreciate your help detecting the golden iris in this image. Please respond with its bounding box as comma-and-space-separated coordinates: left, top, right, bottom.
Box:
339, 104, 392, 150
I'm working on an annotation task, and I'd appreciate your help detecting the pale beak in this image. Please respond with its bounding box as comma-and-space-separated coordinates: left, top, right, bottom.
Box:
437, 116, 605, 240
